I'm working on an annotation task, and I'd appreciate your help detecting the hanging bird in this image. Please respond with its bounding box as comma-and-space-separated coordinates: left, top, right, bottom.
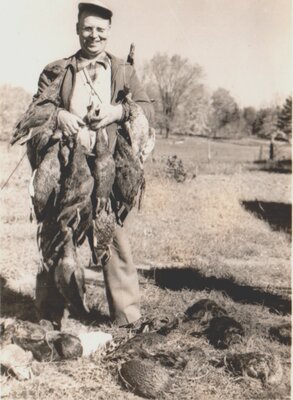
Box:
54, 231, 89, 316
119, 358, 170, 399
84, 102, 117, 265
221, 352, 283, 386
124, 42, 155, 165
113, 132, 145, 222
92, 209, 116, 266
85, 102, 116, 214
29, 142, 60, 222
204, 316, 244, 349
56, 136, 94, 247
11, 67, 66, 147
122, 89, 155, 166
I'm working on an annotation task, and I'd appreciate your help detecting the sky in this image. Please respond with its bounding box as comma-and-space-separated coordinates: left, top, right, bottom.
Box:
0, 0, 291, 108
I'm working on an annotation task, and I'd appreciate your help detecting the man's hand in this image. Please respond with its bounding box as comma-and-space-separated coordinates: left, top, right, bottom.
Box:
89, 104, 123, 130
57, 110, 85, 136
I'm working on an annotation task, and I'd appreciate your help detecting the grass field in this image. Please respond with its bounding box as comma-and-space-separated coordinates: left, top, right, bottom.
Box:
0, 136, 291, 399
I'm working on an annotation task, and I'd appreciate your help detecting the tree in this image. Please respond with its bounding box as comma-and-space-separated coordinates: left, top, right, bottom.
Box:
277, 96, 292, 138
0, 85, 31, 141
243, 106, 257, 135
143, 53, 203, 138
252, 107, 280, 139
172, 84, 211, 136
209, 88, 240, 137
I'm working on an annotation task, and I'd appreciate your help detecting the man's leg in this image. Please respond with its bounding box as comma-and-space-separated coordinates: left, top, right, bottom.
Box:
103, 217, 141, 326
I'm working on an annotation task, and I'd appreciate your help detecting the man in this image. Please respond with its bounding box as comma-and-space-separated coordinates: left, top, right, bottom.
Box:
12, 0, 154, 330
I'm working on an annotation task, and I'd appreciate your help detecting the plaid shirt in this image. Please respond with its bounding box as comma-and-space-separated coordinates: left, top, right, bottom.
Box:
75, 51, 110, 82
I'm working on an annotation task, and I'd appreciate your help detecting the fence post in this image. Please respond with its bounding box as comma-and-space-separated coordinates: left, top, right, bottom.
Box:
207, 140, 211, 162
258, 145, 263, 161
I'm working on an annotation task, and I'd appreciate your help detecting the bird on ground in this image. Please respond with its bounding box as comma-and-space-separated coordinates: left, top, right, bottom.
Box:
220, 352, 283, 386
0, 344, 34, 381
203, 316, 244, 349
119, 358, 170, 399
108, 332, 186, 369
0, 319, 83, 362
269, 323, 291, 346
131, 314, 179, 335
184, 299, 228, 325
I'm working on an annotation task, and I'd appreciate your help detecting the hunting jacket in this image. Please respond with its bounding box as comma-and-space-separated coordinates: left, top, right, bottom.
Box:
33, 51, 154, 152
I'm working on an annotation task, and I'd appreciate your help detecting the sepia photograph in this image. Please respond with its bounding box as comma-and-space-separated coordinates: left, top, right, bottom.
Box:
0, 0, 291, 399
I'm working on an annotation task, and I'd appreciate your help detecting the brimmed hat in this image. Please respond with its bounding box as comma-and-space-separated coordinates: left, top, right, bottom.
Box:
78, 0, 113, 19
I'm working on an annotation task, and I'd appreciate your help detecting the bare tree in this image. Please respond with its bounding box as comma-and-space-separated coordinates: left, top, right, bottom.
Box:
144, 53, 203, 138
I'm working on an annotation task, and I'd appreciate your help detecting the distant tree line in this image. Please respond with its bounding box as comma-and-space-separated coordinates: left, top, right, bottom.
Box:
0, 55, 291, 142
143, 53, 292, 141
0, 85, 31, 142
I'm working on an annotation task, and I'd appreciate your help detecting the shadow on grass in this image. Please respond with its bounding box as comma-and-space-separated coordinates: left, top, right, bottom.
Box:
241, 201, 291, 235
0, 276, 38, 322
141, 268, 291, 315
0, 276, 110, 326
252, 159, 292, 174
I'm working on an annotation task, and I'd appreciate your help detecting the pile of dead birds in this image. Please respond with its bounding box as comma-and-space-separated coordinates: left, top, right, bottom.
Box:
0, 299, 290, 399
105, 299, 289, 399
0, 318, 112, 381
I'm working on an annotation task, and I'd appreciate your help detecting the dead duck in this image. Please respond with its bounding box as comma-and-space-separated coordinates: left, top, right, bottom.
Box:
56, 137, 94, 246
85, 103, 116, 213
29, 142, 60, 222
0, 344, 33, 381
122, 88, 155, 166
113, 132, 145, 222
269, 323, 291, 345
184, 299, 228, 325
92, 128, 115, 213
221, 352, 283, 386
129, 314, 179, 335
108, 332, 169, 362
203, 316, 244, 349
1, 319, 83, 362
108, 332, 194, 371
54, 231, 89, 316
119, 358, 170, 399
11, 68, 66, 147
92, 209, 116, 266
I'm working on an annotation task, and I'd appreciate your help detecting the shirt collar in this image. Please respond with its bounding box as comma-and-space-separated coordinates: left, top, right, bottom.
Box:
76, 50, 110, 72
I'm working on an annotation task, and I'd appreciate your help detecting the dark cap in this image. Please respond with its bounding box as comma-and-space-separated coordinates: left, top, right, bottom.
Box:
78, 0, 113, 19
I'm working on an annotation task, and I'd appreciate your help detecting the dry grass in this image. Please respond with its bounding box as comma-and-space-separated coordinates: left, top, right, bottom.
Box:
0, 137, 291, 399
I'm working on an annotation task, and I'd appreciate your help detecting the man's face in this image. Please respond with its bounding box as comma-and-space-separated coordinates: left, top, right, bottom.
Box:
77, 11, 111, 58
